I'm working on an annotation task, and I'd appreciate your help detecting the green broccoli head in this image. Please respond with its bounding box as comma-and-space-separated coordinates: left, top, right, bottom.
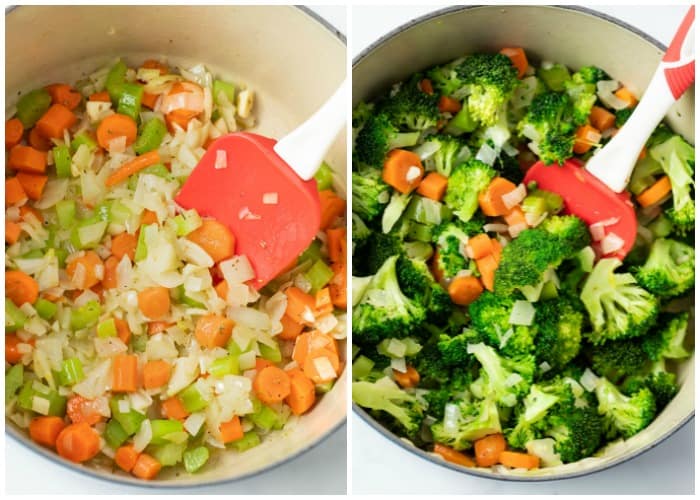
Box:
352, 101, 375, 130
649, 135, 695, 232
467, 342, 536, 407
517, 91, 576, 165
615, 107, 633, 128
422, 134, 467, 177
533, 295, 584, 370
574, 66, 609, 84
430, 397, 502, 450
563, 67, 603, 125
431, 220, 472, 280
436, 329, 481, 367
546, 405, 604, 463
538, 215, 592, 255
354, 113, 420, 167
357, 231, 403, 276
444, 159, 497, 223
427, 57, 467, 97
456, 53, 520, 127
352, 255, 427, 346
595, 377, 656, 439
642, 312, 691, 361
353, 377, 424, 438
412, 342, 452, 388
352, 168, 391, 222
581, 258, 659, 344
352, 213, 372, 252
397, 257, 453, 324
621, 359, 679, 411
380, 75, 441, 131
422, 388, 452, 421
634, 238, 694, 298
588, 337, 648, 383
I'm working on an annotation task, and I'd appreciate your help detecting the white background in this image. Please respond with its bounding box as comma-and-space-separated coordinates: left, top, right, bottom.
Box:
4, 5, 347, 495
351, 4, 694, 495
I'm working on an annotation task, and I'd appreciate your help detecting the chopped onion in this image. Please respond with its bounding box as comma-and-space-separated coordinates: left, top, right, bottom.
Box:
509, 300, 536, 326
501, 142, 519, 157
539, 361, 552, 373
32, 396, 50, 415
600, 232, 624, 255
526, 438, 563, 467
34, 179, 69, 209
508, 222, 528, 238
483, 223, 508, 233
315, 313, 338, 334
118, 399, 130, 414
71, 263, 87, 289
214, 149, 227, 169
505, 373, 523, 388
219, 255, 255, 284
443, 403, 460, 433
390, 357, 406, 373
580, 368, 600, 392
502, 183, 527, 210
262, 192, 279, 205
133, 419, 152, 452
238, 350, 256, 371
74, 289, 99, 307
313, 356, 337, 380
601, 127, 618, 139
525, 211, 547, 228
95, 337, 128, 357
596, 80, 629, 110
386, 338, 407, 358
412, 141, 440, 160
184, 412, 206, 436
521, 123, 541, 142
475, 143, 498, 166
589, 222, 606, 242
108, 135, 127, 154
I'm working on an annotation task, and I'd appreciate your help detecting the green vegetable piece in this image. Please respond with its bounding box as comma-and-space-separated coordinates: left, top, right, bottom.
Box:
109, 397, 147, 435
105, 60, 128, 103
183, 446, 210, 473
55, 200, 76, 229
5, 364, 24, 403
52, 145, 72, 178
133, 118, 167, 155
213, 79, 235, 104
70, 300, 101, 330
6, 298, 27, 332
249, 404, 280, 431
304, 259, 334, 293
316, 381, 335, 394
97, 318, 118, 338
70, 132, 98, 153
407, 221, 433, 242
258, 342, 282, 363
116, 82, 144, 121
167, 209, 202, 236
150, 419, 185, 445
109, 201, 132, 225
178, 383, 209, 413
208, 355, 240, 377
127, 164, 170, 191
18, 381, 67, 416
16, 88, 52, 128
444, 102, 478, 135
298, 239, 322, 265
352, 355, 375, 380
57, 357, 85, 386
314, 162, 334, 191
104, 419, 129, 449
175, 285, 206, 309
149, 441, 186, 467
71, 219, 108, 249
135, 223, 156, 261
537, 63, 571, 91
232, 430, 260, 452
130, 333, 148, 353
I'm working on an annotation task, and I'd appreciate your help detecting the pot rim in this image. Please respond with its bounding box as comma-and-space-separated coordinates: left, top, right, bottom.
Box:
5, 4, 347, 490
351, 4, 695, 482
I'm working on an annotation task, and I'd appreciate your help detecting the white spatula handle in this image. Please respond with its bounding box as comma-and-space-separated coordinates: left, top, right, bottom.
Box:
586, 6, 695, 193
273, 78, 348, 181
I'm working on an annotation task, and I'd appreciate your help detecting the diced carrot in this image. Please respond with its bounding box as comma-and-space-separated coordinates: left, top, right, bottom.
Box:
28, 127, 53, 151
474, 433, 507, 467
137, 286, 171, 319
96, 113, 137, 150
66, 250, 103, 289
194, 313, 234, 348
219, 415, 244, 443
67, 395, 105, 425
503, 206, 527, 227
115, 444, 140, 472
302, 348, 340, 384
329, 262, 347, 310
131, 452, 162, 480
36, 104, 77, 139
114, 317, 131, 344
394, 365, 420, 388
161, 396, 189, 420
6, 220, 21, 244
6, 270, 39, 306
141, 92, 159, 110
588, 105, 615, 131
417, 172, 449, 202
147, 321, 174, 336
55, 422, 101, 463
326, 227, 347, 264
478, 177, 517, 216
614, 87, 638, 108
285, 367, 316, 415
165, 110, 194, 133
285, 286, 316, 325
573, 124, 602, 154
466, 233, 492, 260
111, 232, 137, 261
419, 78, 434, 95
19, 205, 43, 224
637, 175, 671, 208
490, 238, 502, 262
6, 118, 24, 150
45, 83, 82, 110
214, 280, 229, 302
5, 334, 34, 364
318, 190, 346, 231
143, 360, 172, 389
140, 209, 159, 227
382, 149, 424, 194
448, 275, 484, 306
434, 443, 476, 467
141, 59, 169, 75
278, 314, 304, 341
186, 219, 236, 263
16, 172, 48, 201
498, 450, 540, 469
8, 145, 47, 174
500, 47, 529, 78
315, 287, 334, 317
29, 416, 66, 449
476, 254, 498, 292
438, 95, 462, 114
112, 354, 139, 393
253, 365, 292, 404
5, 177, 27, 207
88, 91, 111, 102
104, 149, 160, 187
255, 357, 275, 372
292, 332, 311, 367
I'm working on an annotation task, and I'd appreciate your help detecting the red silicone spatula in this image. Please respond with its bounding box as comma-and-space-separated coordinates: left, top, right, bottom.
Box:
524, 6, 695, 259
176, 79, 347, 289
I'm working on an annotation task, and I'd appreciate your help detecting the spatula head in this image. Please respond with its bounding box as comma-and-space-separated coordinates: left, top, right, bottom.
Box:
524, 159, 637, 259
175, 133, 321, 289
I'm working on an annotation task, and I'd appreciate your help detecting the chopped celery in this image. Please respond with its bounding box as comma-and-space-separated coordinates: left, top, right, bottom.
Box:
104, 418, 129, 449
352, 355, 375, 380
70, 132, 98, 153
105, 60, 128, 103
94, 202, 112, 222
16, 88, 52, 128
52, 145, 72, 178
130, 334, 148, 353
5, 364, 24, 403
57, 357, 85, 386
304, 259, 334, 293
249, 404, 280, 431
150, 419, 185, 445
97, 318, 118, 338
232, 430, 260, 452
522, 194, 547, 217
649, 213, 674, 238
183, 446, 209, 473
135, 223, 156, 261
178, 383, 209, 413
407, 221, 433, 242
55, 247, 68, 268
403, 241, 434, 261
18, 380, 67, 416
175, 285, 206, 309
167, 209, 202, 236
405, 196, 451, 226
109, 397, 146, 435
55, 200, 76, 228
314, 161, 334, 191
21, 248, 44, 259
117, 82, 144, 121
444, 102, 478, 135
227, 337, 253, 356
208, 355, 240, 377
6, 298, 27, 332
316, 381, 334, 394
213, 79, 235, 105
149, 442, 186, 467
537, 63, 571, 92
297, 239, 322, 265
109, 201, 132, 225
71, 219, 108, 249
133, 118, 167, 155
70, 300, 101, 330
258, 342, 282, 363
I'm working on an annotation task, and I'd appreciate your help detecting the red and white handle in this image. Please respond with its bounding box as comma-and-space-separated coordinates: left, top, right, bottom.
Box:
586, 6, 695, 193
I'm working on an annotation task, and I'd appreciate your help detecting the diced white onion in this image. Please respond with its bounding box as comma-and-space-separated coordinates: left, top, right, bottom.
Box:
539, 361, 552, 373
526, 438, 563, 467
483, 223, 508, 233
508, 222, 528, 238
33, 179, 70, 209
525, 211, 547, 228
443, 403, 460, 433
94, 337, 128, 357
509, 300, 536, 326
412, 141, 441, 160
74, 289, 99, 307
133, 419, 152, 452
214, 149, 227, 169
184, 412, 206, 436
238, 350, 256, 371
580, 368, 600, 392
600, 232, 625, 255
475, 143, 498, 166
314, 356, 337, 380
390, 357, 406, 373
405, 166, 422, 182
589, 222, 606, 242
386, 338, 407, 358
502, 183, 527, 210
521, 123, 541, 142
596, 80, 630, 110
262, 192, 279, 205
505, 373, 523, 388
118, 399, 130, 414
32, 396, 51, 415
71, 263, 87, 289
315, 313, 338, 334
108, 135, 127, 154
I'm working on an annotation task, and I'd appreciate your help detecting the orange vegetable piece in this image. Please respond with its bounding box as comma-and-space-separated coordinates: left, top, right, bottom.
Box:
394, 365, 420, 388
6, 220, 21, 244
6, 270, 39, 306
162, 396, 189, 420
104, 149, 161, 187
466, 233, 493, 260
6, 118, 24, 150
100, 257, 118, 290
16, 172, 48, 201
19, 205, 43, 223
115, 444, 140, 472
28, 127, 53, 151
55, 422, 101, 463
214, 280, 229, 302
143, 360, 172, 389
141, 59, 169, 75
498, 450, 540, 469
417, 172, 449, 201
253, 365, 292, 404
36, 104, 77, 139
503, 206, 527, 227
8, 144, 47, 174
490, 238, 503, 261
112, 354, 139, 393
29, 416, 67, 449
255, 357, 275, 372
186, 218, 236, 263
302, 348, 340, 384
88, 91, 111, 102
476, 254, 499, 292
147, 321, 174, 335
5, 334, 34, 364
278, 314, 304, 341
114, 317, 131, 344
67, 395, 105, 425
96, 113, 137, 150
474, 433, 507, 467
589, 105, 616, 131
5, 177, 27, 207
318, 189, 346, 231
284, 286, 317, 325
382, 149, 424, 194
137, 286, 171, 319
434, 443, 476, 467
614, 87, 638, 108
292, 331, 311, 367
194, 313, 234, 348
111, 232, 137, 261
131, 452, 162, 480
636, 175, 671, 208
165, 110, 194, 133
140, 209, 159, 226
329, 262, 347, 310
219, 415, 244, 444
438, 95, 462, 113
573, 124, 601, 154
141, 92, 159, 110
448, 275, 484, 306
326, 227, 347, 264
500, 47, 529, 78
66, 250, 103, 289
315, 287, 334, 317
419, 78, 434, 95
285, 368, 316, 415
45, 83, 82, 110
478, 177, 517, 216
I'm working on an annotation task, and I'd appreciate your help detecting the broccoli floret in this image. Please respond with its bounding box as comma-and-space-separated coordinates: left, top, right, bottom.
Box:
352, 101, 375, 131
621, 359, 679, 410
422, 388, 452, 420
412, 342, 452, 388
352, 255, 427, 346
545, 405, 604, 463
455, 53, 520, 127
564, 67, 605, 125
647, 123, 676, 148
642, 312, 691, 361
595, 377, 656, 439
580, 258, 659, 344
431, 220, 471, 280
469, 292, 538, 357
430, 397, 502, 450
421, 134, 467, 177
397, 257, 453, 324
517, 91, 576, 165
352, 213, 371, 248
634, 238, 694, 298
648, 135, 695, 231
587, 337, 648, 383
357, 231, 403, 276
355, 113, 420, 167
538, 215, 592, 256
615, 107, 633, 128
444, 159, 497, 223
427, 57, 467, 98
467, 342, 535, 407
380, 76, 440, 131
533, 296, 584, 370
436, 329, 481, 367
353, 377, 424, 438
352, 168, 391, 222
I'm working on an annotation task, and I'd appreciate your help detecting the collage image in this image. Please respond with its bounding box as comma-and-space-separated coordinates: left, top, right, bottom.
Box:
3, 3, 695, 496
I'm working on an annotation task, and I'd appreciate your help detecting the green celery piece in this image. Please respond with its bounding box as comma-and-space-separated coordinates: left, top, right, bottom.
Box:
258, 342, 282, 363
104, 419, 129, 449
117, 82, 144, 121
304, 259, 334, 293
150, 419, 185, 445
208, 355, 240, 377
232, 431, 261, 452
6, 298, 27, 332
57, 357, 85, 386
314, 162, 334, 191
521, 194, 547, 217
351, 355, 375, 380
149, 441, 186, 467
407, 221, 433, 242
135, 223, 156, 261
249, 404, 280, 431
444, 102, 478, 135
52, 145, 72, 178
183, 446, 210, 473
5, 364, 24, 403
70, 218, 108, 249
297, 239, 322, 265
109, 397, 147, 435
97, 318, 118, 338
105, 60, 128, 103
16, 88, 52, 128
55, 200, 76, 228
133, 118, 167, 155
70, 132, 97, 153
405, 196, 450, 226
18, 381, 67, 416
109, 201, 132, 225
130, 334, 148, 353
20, 249, 44, 259
178, 383, 209, 413
70, 300, 101, 330
176, 285, 206, 309
212, 79, 235, 104
316, 381, 334, 394
404, 241, 433, 260
537, 64, 571, 92
55, 247, 68, 268
94, 202, 112, 222
226, 337, 252, 356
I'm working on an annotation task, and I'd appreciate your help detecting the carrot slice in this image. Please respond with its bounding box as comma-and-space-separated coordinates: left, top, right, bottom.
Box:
55, 422, 101, 463
255, 357, 275, 372
89, 91, 111, 102
285, 367, 316, 415
16, 172, 48, 201
253, 365, 292, 404
490, 238, 503, 261
438, 95, 462, 113
96, 113, 137, 150
29, 416, 66, 448
6, 118, 24, 150
147, 320, 174, 336
28, 127, 53, 151
498, 450, 540, 469
478, 177, 518, 216
36, 104, 77, 139
588, 105, 616, 131
219, 415, 244, 443
194, 314, 234, 348
319, 190, 346, 231
137, 286, 171, 319
45, 83, 82, 110
101, 255, 119, 290
141, 92, 160, 110
573, 124, 601, 154
417, 172, 449, 201
448, 275, 484, 306
5, 177, 27, 207
19, 205, 43, 224
285, 287, 316, 325
186, 219, 236, 263
141, 59, 169, 75
434, 443, 476, 467
382, 149, 424, 194
474, 433, 507, 467
6, 220, 21, 244
302, 348, 340, 384
67, 395, 105, 425
8, 144, 47, 174
326, 227, 347, 264
111, 232, 137, 261
104, 150, 160, 187
143, 360, 172, 389
115, 444, 140, 472
636, 176, 671, 208
6, 270, 39, 306
315, 287, 334, 317
214, 280, 229, 302
112, 354, 139, 393
419, 78, 434, 95
476, 254, 499, 292
466, 233, 493, 260
5, 334, 34, 364
114, 317, 131, 344
161, 396, 189, 420
278, 314, 304, 341
66, 250, 103, 289
503, 206, 527, 227
131, 453, 162, 480
614, 87, 638, 108
500, 47, 529, 78
394, 365, 420, 388
329, 262, 347, 310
